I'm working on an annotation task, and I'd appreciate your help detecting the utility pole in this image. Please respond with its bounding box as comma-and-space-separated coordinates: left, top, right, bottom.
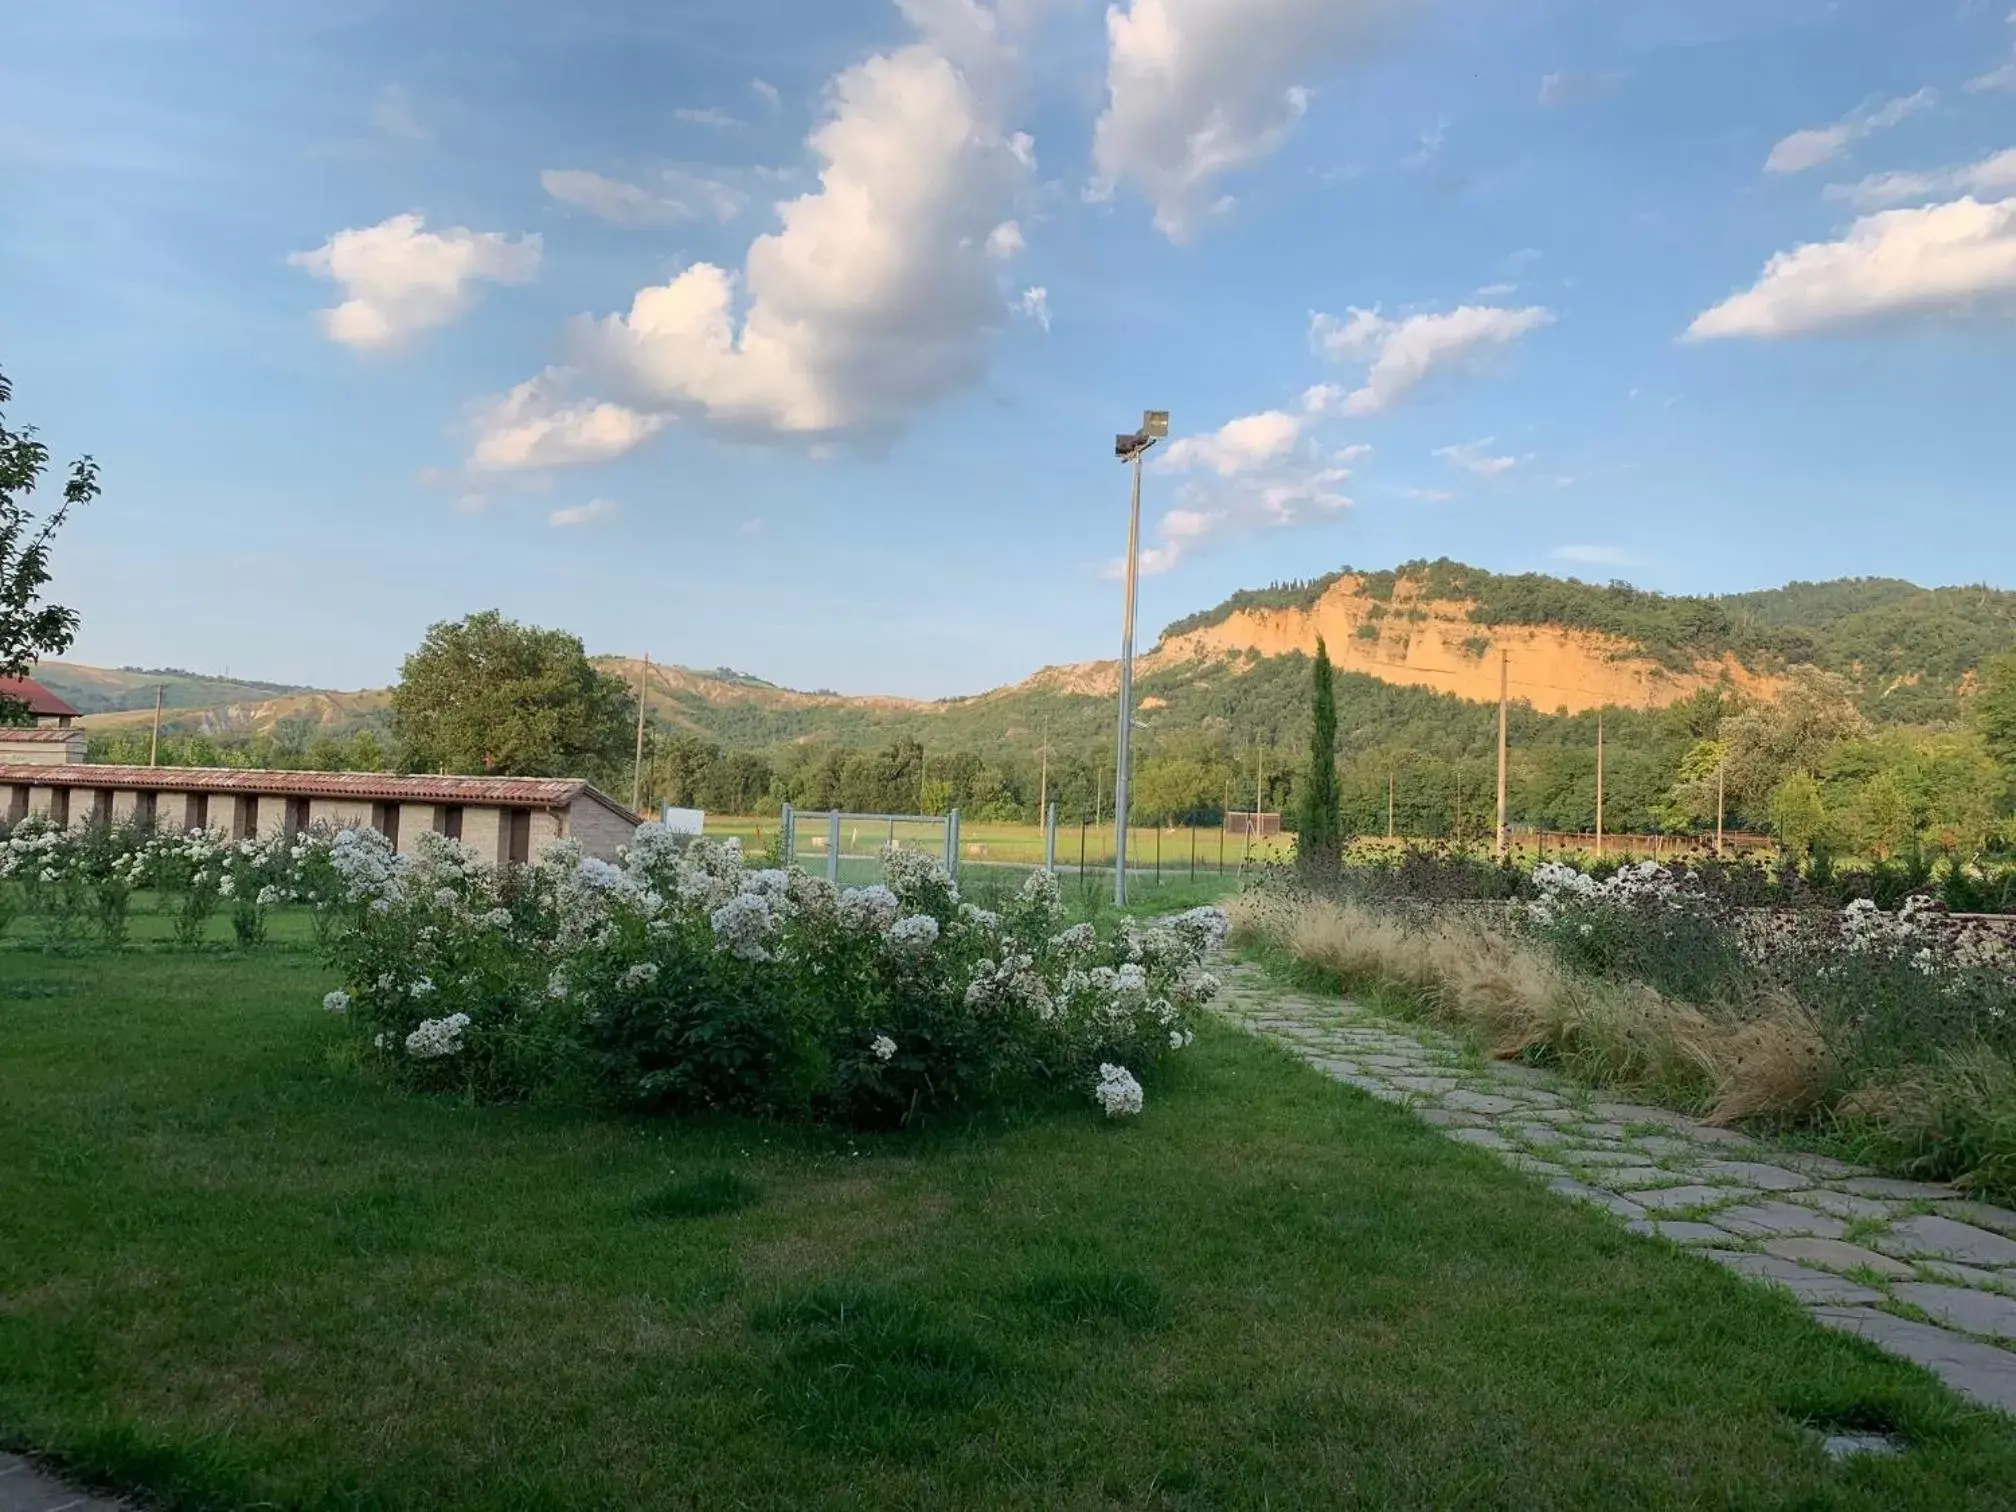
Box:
631, 655, 650, 814
1716, 756, 1727, 859
149, 684, 163, 768
1495, 649, 1509, 861
1036, 720, 1049, 834
1595, 710, 1606, 858
1387, 768, 1395, 841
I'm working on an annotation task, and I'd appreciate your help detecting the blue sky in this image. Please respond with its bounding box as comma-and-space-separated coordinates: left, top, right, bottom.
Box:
5, 0, 2016, 696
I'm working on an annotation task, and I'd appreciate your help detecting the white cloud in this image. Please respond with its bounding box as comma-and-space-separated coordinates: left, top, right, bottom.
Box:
469, 369, 667, 471
1310, 303, 1554, 413
751, 79, 782, 110
549, 498, 618, 528
542, 169, 682, 227
288, 213, 540, 350
739, 516, 766, 536
541, 167, 746, 228
1827, 147, 2016, 208
1014, 285, 1051, 330
1400, 115, 1447, 171
1764, 88, 1936, 174
1124, 405, 1362, 573
676, 107, 740, 128
549, 2, 1033, 444
1435, 438, 1518, 475
453, 491, 489, 516
1300, 383, 1345, 415
1089, 0, 1411, 241
1538, 71, 1620, 108
986, 219, 1026, 258
370, 85, 426, 141
1685, 195, 2016, 339
1403, 486, 1455, 502
1473, 280, 1518, 298
1971, 59, 2016, 93
1160, 410, 1303, 476
1552, 543, 1633, 566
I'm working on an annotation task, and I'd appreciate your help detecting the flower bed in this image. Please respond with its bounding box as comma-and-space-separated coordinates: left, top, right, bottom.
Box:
317, 824, 1228, 1126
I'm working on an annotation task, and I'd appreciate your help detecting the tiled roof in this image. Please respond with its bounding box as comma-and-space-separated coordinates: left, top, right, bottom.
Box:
0, 676, 81, 719
0, 763, 639, 822
0, 727, 85, 742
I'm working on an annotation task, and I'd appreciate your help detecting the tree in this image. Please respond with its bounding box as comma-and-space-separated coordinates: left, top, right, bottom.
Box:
1974, 652, 2016, 781
391, 611, 635, 784
1720, 667, 1866, 814
0, 365, 99, 722
1298, 636, 1342, 863
1770, 771, 1829, 856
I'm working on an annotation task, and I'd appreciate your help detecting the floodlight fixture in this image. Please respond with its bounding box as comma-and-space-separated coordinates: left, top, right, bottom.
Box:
1141, 410, 1169, 439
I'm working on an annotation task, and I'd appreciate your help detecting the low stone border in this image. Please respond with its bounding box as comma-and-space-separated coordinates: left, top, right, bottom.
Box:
0, 1454, 126, 1512
1218, 965, 2016, 1415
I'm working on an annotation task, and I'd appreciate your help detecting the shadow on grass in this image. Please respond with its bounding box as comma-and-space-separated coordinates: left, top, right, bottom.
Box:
634, 1168, 765, 1220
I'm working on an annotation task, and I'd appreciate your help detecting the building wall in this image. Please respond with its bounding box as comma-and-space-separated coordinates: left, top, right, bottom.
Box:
566, 798, 638, 862
396, 804, 436, 855
526, 809, 566, 864
0, 733, 86, 765
308, 798, 377, 832
461, 805, 506, 867
255, 796, 292, 839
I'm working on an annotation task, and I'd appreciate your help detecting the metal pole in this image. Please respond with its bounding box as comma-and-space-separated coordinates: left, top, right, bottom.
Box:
781, 802, 794, 866
827, 809, 840, 884
149, 684, 163, 768
1044, 801, 1058, 871
1387, 769, 1394, 841
632, 654, 650, 813
1113, 445, 1145, 906
1495, 649, 1509, 861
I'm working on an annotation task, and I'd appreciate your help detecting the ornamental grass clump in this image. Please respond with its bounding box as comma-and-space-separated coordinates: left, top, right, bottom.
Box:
318, 826, 1227, 1127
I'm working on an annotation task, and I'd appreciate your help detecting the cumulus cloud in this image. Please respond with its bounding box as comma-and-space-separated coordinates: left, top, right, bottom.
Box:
468, 369, 667, 471
1014, 285, 1051, 330
986, 220, 1026, 258
1435, 438, 1518, 476
521, 0, 1033, 449
1685, 195, 2016, 339
1090, 0, 1411, 240
541, 167, 746, 227
1764, 89, 1936, 175
1159, 410, 1302, 475
675, 107, 740, 128
549, 498, 618, 528
288, 213, 540, 350
1827, 147, 2016, 208
1310, 303, 1554, 413
1124, 407, 1360, 574
1538, 71, 1620, 108
751, 79, 782, 109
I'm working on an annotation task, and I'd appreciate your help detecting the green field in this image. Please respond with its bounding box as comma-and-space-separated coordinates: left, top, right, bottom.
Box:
7, 939, 2016, 1508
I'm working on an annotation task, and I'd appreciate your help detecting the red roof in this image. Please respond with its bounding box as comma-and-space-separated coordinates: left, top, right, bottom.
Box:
0, 676, 80, 719
0, 763, 639, 823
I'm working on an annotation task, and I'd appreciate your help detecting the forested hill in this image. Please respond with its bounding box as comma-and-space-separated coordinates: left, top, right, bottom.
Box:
1156, 561, 2016, 725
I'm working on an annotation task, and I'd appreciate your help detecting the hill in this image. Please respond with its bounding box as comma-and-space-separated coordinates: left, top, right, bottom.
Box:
35, 662, 315, 717
65, 561, 2016, 765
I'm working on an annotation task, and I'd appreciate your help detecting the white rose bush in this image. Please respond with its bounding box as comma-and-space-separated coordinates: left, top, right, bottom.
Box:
315, 824, 1229, 1126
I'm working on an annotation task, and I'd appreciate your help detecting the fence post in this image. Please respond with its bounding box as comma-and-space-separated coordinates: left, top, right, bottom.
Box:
780, 803, 794, 866
1044, 801, 1057, 871
827, 809, 841, 884
945, 808, 961, 881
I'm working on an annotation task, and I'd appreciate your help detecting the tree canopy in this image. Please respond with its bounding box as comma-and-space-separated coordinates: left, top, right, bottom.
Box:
391, 611, 635, 785
0, 364, 98, 722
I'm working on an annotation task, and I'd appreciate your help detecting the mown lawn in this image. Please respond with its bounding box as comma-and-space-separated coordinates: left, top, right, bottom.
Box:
6, 945, 2016, 1509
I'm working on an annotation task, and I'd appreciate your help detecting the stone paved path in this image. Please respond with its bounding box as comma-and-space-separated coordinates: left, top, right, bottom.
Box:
0, 1455, 124, 1512
1219, 965, 2016, 1415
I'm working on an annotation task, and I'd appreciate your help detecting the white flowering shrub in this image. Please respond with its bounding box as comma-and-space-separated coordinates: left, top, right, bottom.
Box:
319, 825, 1227, 1125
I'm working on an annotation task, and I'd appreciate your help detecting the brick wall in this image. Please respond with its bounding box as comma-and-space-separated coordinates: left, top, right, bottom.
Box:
564, 797, 638, 862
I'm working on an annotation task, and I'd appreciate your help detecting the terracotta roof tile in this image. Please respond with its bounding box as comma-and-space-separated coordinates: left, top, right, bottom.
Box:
0, 676, 81, 719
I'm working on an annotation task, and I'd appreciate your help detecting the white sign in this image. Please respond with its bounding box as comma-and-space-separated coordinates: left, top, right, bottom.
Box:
661, 806, 705, 835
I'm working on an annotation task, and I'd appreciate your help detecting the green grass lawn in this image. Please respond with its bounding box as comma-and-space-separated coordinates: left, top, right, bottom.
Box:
7, 946, 2016, 1509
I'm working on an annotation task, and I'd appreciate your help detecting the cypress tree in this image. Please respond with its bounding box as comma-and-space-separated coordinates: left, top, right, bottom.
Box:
1300, 637, 1342, 864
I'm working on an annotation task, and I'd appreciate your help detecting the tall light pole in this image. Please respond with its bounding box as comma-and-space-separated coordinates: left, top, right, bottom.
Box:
1112, 408, 1168, 906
